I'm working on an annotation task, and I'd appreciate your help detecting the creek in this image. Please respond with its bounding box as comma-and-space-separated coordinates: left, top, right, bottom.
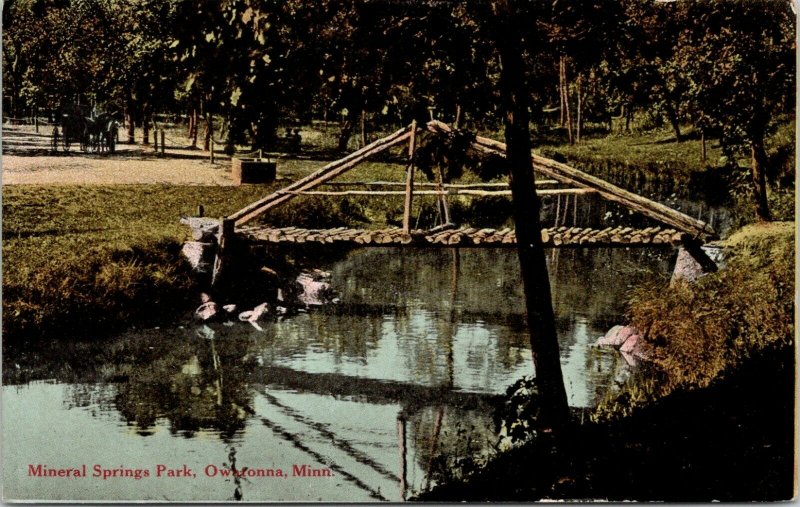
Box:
3, 245, 673, 501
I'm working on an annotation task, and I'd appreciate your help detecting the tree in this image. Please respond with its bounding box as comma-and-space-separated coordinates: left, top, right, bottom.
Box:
489, 0, 571, 432
674, 0, 795, 221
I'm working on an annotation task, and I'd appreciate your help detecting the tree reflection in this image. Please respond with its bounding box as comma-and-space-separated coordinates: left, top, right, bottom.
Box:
114, 325, 257, 438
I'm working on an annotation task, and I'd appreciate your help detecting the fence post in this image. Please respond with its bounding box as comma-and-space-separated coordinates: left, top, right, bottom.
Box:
210, 139, 215, 163
35, 117, 39, 133
154, 129, 159, 152
160, 129, 165, 155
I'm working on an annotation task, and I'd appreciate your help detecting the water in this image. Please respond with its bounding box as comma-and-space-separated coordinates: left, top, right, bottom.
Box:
3, 247, 672, 501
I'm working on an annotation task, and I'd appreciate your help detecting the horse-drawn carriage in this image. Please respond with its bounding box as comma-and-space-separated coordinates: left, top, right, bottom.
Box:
54, 105, 119, 153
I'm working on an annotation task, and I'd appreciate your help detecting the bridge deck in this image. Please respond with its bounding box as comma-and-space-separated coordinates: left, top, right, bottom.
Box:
237, 224, 689, 248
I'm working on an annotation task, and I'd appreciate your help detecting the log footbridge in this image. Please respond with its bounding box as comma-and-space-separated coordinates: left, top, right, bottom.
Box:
182, 120, 716, 285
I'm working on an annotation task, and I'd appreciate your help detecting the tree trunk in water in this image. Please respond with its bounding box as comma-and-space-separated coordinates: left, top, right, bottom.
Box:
750, 139, 772, 221
493, 1, 570, 433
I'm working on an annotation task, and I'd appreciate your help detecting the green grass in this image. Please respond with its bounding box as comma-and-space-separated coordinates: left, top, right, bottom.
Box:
538, 127, 723, 176
528, 121, 794, 195
2, 184, 275, 341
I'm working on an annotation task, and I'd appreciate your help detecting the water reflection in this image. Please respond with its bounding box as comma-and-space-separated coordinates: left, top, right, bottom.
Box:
3, 247, 669, 501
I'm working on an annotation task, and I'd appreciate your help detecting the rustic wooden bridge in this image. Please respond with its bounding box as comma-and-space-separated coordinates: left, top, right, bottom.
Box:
236, 224, 692, 248
182, 120, 716, 284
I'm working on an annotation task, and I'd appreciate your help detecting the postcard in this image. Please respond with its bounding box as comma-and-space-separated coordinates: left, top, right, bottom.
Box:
2, 0, 796, 502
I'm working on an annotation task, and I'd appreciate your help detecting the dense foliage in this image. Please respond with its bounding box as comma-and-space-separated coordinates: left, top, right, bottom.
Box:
2, 0, 795, 214
596, 222, 795, 419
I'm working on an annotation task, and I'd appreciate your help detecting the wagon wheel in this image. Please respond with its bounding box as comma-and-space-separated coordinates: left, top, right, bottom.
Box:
51, 129, 60, 152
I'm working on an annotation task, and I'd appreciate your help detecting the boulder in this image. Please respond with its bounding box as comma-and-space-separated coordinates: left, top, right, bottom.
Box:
596, 325, 638, 348
671, 244, 725, 285
238, 302, 271, 322
296, 270, 337, 307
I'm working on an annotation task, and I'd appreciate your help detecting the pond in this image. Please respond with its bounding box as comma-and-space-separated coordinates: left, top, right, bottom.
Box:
3, 246, 672, 501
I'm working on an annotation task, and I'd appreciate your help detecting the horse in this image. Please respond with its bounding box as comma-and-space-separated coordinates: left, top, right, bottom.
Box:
93, 113, 119, 153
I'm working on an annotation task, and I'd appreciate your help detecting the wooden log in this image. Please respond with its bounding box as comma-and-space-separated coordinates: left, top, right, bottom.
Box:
427, 120, 715, 239
488, 227, 512, 243
428, 228, 456, 244
472, 228, 496, 245
540, 228, 550, 244
230, 125, 413, 224
322, 180, 560, 188
447, 232, 464, 245
276, 188, 593, 197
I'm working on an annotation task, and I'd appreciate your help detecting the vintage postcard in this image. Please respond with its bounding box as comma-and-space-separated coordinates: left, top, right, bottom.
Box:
1, 0, 796, 502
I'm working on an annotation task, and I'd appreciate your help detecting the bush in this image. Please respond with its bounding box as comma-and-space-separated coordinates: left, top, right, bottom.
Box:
2, 240, 198, 342
595, 222, 795, 419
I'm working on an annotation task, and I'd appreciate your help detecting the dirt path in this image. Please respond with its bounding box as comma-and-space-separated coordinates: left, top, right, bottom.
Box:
2, 125, 238, 185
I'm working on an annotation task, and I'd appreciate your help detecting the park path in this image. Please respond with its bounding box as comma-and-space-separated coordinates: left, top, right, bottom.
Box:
2, 125, 237, 186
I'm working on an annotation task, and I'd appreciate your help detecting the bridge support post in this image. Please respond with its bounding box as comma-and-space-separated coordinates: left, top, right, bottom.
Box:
402, 120, 417, 233
211, 217, 235, 289
671, 237, 720, 284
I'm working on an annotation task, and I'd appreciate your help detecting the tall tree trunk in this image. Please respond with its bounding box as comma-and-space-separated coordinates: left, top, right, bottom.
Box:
625, 104, 632, 132
559, 56, 565, 126
190, 108, 198, 148
493, 0, 570, 433
142, 106, 150, 145
203, 112, 211, 151
187, 107, 194, 137
338, 107, 358, 152
563, 58, 573, 145
360, 109, 367, 147
664, 101, 682, 142
701, 130, 707, 163
126, 91, 135, 144
750, 138, 772, 221
576, 75, 583, 144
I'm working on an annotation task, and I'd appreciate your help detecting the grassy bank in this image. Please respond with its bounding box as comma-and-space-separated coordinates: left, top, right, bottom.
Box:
594, 221, 795, 419
2, 185, 271, 342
